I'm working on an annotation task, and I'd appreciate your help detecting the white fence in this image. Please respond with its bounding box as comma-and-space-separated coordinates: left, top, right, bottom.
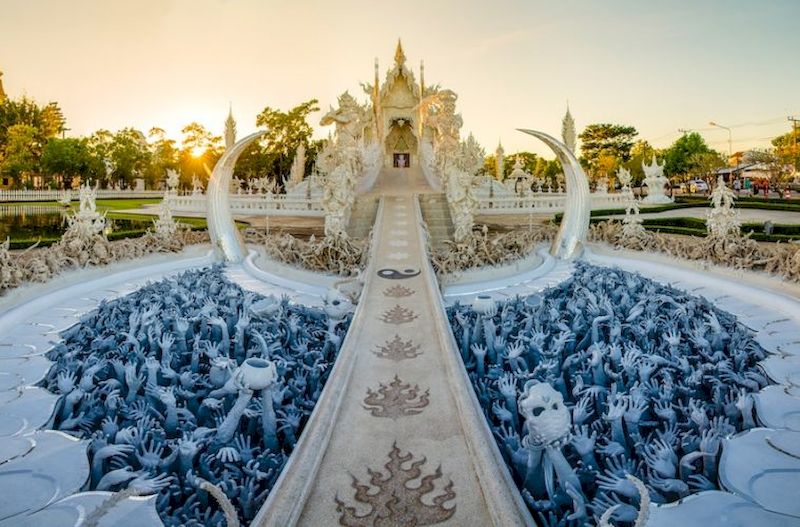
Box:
0, 189, 165, 202
168, 193, 324, 217
476, 190, 632, 215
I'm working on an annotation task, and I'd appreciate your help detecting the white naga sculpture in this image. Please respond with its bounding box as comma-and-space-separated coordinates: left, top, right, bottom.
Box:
317, 92, 369, 237
320, 92, 367, 149
442, 135, 483, 241
322, 160, 359, 237
641, 154, 672, 204
418, 89, 462, 177
519, 129, 590, 259
417, 89, 479, 240
707, 175, 740, 238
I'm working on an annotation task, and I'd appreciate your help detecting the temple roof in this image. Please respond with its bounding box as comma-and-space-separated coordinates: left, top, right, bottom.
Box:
379, 41, 420, 104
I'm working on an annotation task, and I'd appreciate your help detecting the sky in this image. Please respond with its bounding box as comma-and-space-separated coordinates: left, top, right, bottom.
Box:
1, 0, 799, 157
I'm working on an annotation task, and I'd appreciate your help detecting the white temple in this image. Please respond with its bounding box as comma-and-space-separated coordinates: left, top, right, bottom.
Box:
360, 40, 439, 168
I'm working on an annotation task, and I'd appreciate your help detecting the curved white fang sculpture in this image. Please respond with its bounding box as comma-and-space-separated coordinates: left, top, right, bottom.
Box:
207, 131, 266, 262
517, 129, 590, 259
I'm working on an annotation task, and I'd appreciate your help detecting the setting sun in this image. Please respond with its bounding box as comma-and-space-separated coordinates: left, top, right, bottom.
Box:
191, 145, 205, 158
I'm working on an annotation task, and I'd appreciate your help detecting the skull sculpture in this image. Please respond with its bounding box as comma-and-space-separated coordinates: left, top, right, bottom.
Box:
518, 381, 571, 447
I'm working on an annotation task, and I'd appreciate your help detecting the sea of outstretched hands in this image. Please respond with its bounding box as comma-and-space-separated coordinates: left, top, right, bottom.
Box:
448, 263, 769, 526
44, 266, 350, 526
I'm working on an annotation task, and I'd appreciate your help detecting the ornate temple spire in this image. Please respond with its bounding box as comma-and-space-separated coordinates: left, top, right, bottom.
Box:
224, 104, 237, 150
561, 102, 576, 154
419, 60, 425, 96
0, 69, 6, 101
394, 39, 406, 68
373, 58, 380, 103
495, 141, 505, 180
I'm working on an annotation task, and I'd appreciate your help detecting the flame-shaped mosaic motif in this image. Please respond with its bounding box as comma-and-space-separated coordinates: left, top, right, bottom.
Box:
363, 375, 430, 419
335, 443, 456, 526
373, 335, 423, 361
383, 285, 415, 298
380, 305, 418, 325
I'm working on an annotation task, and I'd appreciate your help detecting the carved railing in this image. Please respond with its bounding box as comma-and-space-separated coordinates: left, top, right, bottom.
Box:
476, 190, 632, 214
0, 189, 164, 202
168, 193, 324, 217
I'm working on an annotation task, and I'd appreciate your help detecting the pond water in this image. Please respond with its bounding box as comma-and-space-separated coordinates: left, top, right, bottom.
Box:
0, 204, 154, 241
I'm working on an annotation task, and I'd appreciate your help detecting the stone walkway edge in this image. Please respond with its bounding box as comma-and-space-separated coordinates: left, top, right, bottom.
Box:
251, 199, 387, 526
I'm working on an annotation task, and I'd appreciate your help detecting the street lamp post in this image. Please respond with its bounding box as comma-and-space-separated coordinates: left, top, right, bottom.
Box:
709, 121, 733, 162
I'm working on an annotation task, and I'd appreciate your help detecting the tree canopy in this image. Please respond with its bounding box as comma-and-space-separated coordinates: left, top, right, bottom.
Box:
662, 132, 716, 178
40, 137, 103, 189
578, 123, 638, 173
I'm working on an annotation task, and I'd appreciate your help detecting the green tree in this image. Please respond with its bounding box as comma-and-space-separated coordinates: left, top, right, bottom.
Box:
107, 128, 152, 188
40, 137, 102, 189
254, 99, 320, 184
0, 96, 64, 149
745, 148, 792, 188
622, 139, 658, 186
178, 123, 222, 189
687, 151, 725, 182
147, 127, 178, 188
578, 123, 638, 173
0, 124, 41, 186
771, 128, 800, 172
663, 132, 716, 179
484, 151, 540, 180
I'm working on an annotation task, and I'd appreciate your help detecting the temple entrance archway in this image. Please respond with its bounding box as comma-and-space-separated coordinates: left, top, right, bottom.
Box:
392, 153, 410, 167
385, 119, 417, 167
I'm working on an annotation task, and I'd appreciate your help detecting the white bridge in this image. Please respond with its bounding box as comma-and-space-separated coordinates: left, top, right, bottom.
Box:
166, 185, 632, 218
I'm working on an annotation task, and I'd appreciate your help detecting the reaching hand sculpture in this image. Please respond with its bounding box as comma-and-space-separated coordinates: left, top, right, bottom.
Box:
44, 266, 352, 525
447, 262, 769, 525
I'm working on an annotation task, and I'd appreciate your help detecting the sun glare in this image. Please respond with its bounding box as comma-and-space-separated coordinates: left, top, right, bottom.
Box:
191, 146, 205, 158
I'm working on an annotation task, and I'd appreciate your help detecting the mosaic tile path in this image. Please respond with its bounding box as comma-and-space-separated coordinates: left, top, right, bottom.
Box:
257, 190, 530, 526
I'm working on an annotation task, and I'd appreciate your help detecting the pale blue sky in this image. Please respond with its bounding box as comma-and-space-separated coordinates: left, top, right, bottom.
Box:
1, 0, 798, 156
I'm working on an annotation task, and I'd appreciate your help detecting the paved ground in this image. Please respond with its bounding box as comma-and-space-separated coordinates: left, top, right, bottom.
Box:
256, 167, 530, 526
601, 206, 800, 224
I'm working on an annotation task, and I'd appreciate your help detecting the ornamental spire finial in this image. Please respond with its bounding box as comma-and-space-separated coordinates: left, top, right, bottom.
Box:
394, 39, 406, 67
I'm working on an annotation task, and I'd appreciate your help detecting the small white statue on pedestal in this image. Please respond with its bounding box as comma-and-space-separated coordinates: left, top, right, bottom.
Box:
641, 154, 673, 204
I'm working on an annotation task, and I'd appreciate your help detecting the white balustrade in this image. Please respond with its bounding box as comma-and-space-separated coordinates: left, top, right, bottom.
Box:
0, 189, 164, 202
476, 190, 632, 215
168, 193, 324, 217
